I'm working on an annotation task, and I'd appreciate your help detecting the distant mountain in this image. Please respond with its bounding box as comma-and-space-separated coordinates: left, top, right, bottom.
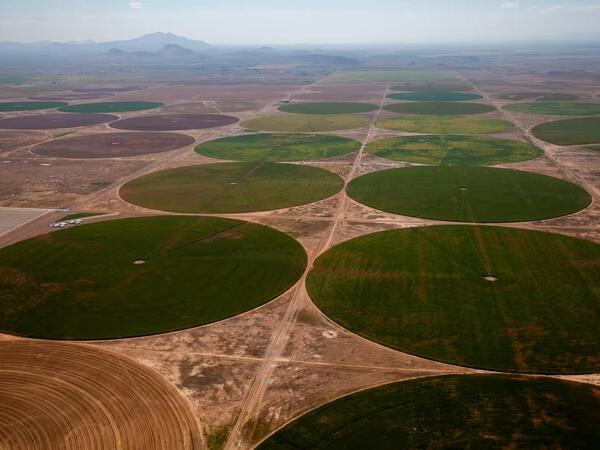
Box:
96, 33, 210, 52
0, 32, 211, 56
158, 44, 196, 57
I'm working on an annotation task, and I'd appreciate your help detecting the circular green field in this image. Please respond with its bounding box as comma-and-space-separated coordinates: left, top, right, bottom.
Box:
498, 93, 579, 101
347, 166, 590, 223
366, 135, 541, 165
278, 102, 378, 115
121, 162, 343, 213
0, 101, 67, 112
0, 216, 306, 339
377, 115, 513, 134
58, 101, 163, 113
307, 226, 600, 373
504, 102, 600, 116
532, 117, 600, 145
384, 101, 495, 115
195, 133, 361, 162
258, 375, 600, 449
387, 91, 482, 102
242, 114, 370, 132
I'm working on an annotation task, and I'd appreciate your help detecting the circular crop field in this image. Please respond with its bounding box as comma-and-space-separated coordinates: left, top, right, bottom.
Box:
32, 132, 195, 158
110, 113, 238, 131
387, 91, 482, 102
0, 101, 67, 112
347, 166, 590, 223
366, 135, 541, 165
532, 117, 600, 145
258, 375, 600, 449
121, 162, 343, 213
195, 133, 361, 162
504, 102, 600, 116
278, 102, 378, 114
0, 340, 203, 449
307, 226, 600, 373
58, 101, 163, 113
0, 216, 306, 339
0, 113, 118, 130
384, 101, 496, 115
377, 115, 513, 134
242, 114, 370, 132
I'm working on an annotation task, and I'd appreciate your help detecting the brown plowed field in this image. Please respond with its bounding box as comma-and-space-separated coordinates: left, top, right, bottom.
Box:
0, 114, 118, 130
33, 132, 196, 158
110, 113, 238, 131
0, 340, 203, 450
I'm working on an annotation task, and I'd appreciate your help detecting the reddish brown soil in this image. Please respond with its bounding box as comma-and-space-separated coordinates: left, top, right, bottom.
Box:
33, 132, 196, 158
110, 113, 238, 131
0, 113, 118, 130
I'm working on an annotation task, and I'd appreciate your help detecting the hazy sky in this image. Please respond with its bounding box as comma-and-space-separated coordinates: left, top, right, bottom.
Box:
2, 0, 600, 44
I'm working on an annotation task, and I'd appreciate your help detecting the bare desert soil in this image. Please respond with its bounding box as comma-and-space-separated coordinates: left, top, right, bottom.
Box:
0, 67, 599, 450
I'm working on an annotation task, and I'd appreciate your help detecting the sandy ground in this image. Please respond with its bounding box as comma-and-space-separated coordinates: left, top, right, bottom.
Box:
0, 73, 599, 449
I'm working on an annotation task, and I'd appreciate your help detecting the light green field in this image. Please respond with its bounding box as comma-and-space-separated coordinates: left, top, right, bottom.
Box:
347, 166, 591, 223
259, 375, 600, 449
120, 162, 343, 213
0, 216, 306, 339
377, 115, 514, 134
384, 101, 496, 115
504, 102, 600, 116
366, 135, 541, 165
58, 101, 163, 113
307, 226, 600, 373
241, 114, 370, 132
195, 133, 361, 162
278, 102, 378, 115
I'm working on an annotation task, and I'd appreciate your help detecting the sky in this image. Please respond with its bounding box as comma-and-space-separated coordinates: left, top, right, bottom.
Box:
2, 0, 600, 44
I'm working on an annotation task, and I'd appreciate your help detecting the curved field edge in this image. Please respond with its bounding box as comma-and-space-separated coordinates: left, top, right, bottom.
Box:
194, 133, 362, 162
0, 216, 307, 339
365, 135, 542, 165
531, 117, 600, 145
119, 162, 345, 214
345, 166, 592, 223
305, 225, 600, 374
257, 374, 600, 449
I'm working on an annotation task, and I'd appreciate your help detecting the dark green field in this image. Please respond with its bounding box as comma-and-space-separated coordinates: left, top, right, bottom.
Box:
259, 375, 600, 449
306, 226, 600, 373
0, 216, 306, 339
532, 117, 600, 145
195, 133, 361, 162
387, 91, 482, 102
0, 101, 67, 111
242, 114, 370, 132
366, 135, 541, 165
377, 115, 513, 134
504, 102, 600, 116
384, 101, 496, 115
347, 166, 590, 222
121, 162, 343, 213
278, 102, 378, 115
58, 101, 163, 113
